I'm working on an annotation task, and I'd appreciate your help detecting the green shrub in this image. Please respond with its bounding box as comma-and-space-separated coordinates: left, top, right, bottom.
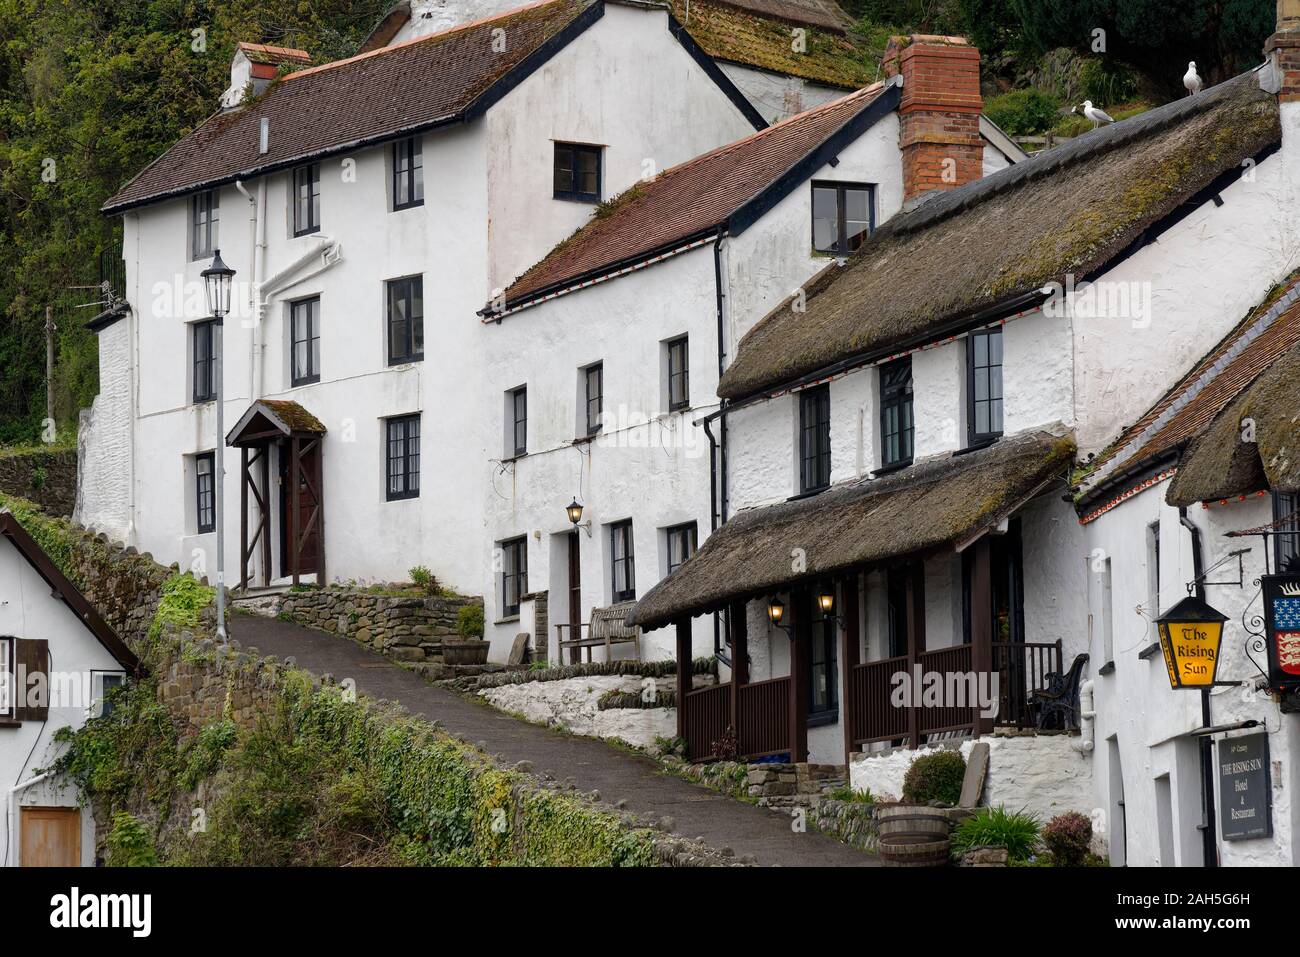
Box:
952, 806, 1040, 862
456, 603, 485, 638
1079, 58, 1138, 107
409, 565, 440, 595
984, 88, 1060, 135
105, 812, 158, 867
1042, 810, 1092, 866
828, 785, 874, 804
901, 750, 966, 805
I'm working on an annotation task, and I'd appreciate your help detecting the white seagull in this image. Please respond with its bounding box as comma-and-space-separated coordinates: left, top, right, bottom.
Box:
1184, 60, 1202, 95
1081, 100, 1114, 128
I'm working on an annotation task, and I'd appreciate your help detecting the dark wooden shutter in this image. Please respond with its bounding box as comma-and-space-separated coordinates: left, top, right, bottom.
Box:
14, 639, 49, 722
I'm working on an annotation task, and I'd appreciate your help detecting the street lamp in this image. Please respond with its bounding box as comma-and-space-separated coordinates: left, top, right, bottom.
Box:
1155, 593, 1228, 690
201, 250, 235, 642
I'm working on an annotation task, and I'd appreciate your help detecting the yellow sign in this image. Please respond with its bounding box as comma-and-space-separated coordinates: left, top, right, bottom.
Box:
1159, 620, 1221, 688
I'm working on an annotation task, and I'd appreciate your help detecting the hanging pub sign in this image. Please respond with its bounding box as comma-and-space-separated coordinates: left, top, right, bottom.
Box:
1261, 574, 1300, 690
1155, 594, 1227, 689
1218, 733, 1272, 841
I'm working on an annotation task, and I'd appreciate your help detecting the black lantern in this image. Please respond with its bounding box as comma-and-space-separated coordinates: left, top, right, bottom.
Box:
201, 249, 236, 319
1155, 594, 1228, 690
767, 597, 786, 626
566, 499, 584, 525
818, 589, 835, 615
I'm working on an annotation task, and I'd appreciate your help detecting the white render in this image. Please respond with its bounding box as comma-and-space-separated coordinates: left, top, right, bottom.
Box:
80, 4, 759, 596
0, 531, 127, 867
478, 675, 677, 748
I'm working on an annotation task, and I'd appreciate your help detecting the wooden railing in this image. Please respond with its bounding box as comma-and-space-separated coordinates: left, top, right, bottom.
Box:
849, 654, 909, 746
683, 683, 731, 760
917, 644, 976, 737
737, 676, 789, 759
992, 640, 1063, 728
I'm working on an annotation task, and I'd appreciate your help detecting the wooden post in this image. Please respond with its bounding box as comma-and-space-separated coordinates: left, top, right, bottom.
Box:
260, 446, 271, 587
315, 439, 326, 588
970, 538, 994, 735
789, 588, 810, 763
840, 575, 861, 766
240, 446, 249, 591
729, 601, 747, 755
291, 437, 301, 588
906, 562, 926, 749
675, 618, 692, 752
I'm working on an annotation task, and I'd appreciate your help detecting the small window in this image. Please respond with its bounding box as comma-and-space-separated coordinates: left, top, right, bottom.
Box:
554, 142, 602, 202
386, 414, 421, 501
393, 137, 424, 210
292, 163, 321, 236
967, 327, 1004, 445
508, 386, 527, 457
584, 362, 604, 437
1147, 521, 1161, 621
666, 336, 689, 412
196, 452, 216, 534
193, 319, 218, 403
799, 385, 831, 494
290, 297, 321, 386
191, 190, 219, 259
812, 182, 872, 255
387, 276, 424, 365
610, 520, 636, 602
666, 522, 697, 575
879, 357, 913, 470
809, 588, 839, 722
1100, 557, 1114, 664
1275, 492, 1300, 573
0, 637, 13, 719
91, 672, 126, 719
501, 537, 528, 618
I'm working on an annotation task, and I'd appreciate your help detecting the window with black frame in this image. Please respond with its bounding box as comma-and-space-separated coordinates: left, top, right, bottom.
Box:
812, 181, 873, 255
508, 386, 527, 457
196, 452, 216, 534
1275, 491, 1300, 572
808, 588, 838, 724
387, 276, 423, 365
191, 190, 219, 259
554, 142, 602, 202
385, 414, 421, 501
501, 537, 528, 618
667, 336, 689, 411
967, 327, 1004, 445
393, 137, 424, 210
584, 363, 603, 436
290, 297, 320, 385
292, 163, 320, 236
0, 637, 12, 718
799, 384, 831, 493
193, 320, 217, 403
610, 520, 636, 602
666, 522, 697, 575
879, 356, 913, 470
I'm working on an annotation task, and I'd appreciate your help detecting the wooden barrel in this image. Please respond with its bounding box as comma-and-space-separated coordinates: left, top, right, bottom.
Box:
875, 805, 951, 841
877, 832, 951, 867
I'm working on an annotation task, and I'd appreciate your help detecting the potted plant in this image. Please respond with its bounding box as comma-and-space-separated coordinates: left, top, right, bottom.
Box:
442, 604, 489, 665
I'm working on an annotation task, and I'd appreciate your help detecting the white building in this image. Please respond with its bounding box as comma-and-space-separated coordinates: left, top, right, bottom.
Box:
0, 512, 139, 867
78, 0, 765, 595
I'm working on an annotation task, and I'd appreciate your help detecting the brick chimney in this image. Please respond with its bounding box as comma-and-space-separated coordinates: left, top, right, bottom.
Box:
1268, 0, 1300, 102
883, 35, 984, 204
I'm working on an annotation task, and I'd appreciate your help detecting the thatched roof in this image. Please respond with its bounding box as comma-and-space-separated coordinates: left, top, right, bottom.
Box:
718, 68, 1281, 401
629, 427, 1075, 629
1166, 341, 1300, 506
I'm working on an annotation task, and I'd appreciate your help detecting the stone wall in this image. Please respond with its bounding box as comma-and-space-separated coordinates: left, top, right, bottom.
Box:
0, 447, 77, 516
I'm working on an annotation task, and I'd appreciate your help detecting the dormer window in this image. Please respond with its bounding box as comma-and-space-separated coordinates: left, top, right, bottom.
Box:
798, 384, 831, 494
879, 357, 913, 470
966, 327, 1004, 446
554, 143, 602, 202
393, 137, 424, 210
292, 163, 320, 236
812, 181, 872, 255
191, 190, 219, 260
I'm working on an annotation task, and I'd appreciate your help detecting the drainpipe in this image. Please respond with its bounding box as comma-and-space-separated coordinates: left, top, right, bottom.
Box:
710, 227, 729, 659
1072, 679, 1095, 752
1180, 505, 1218, 868
7, 771, 55, 867
233, 180, 262, 402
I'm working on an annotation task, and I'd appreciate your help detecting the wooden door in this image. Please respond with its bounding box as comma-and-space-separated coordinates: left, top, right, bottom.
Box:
279, 442, 320, 576
567, 531, 581, 664
21, 807, 80, 867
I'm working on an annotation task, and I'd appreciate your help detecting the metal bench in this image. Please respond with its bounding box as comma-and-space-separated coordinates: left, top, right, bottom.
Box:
1030, 653, 1090, 730
555, 601, 641, 663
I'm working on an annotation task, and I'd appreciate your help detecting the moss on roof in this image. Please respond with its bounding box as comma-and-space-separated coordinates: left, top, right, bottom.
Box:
261, 399, 327, 434
670, 0, 874, 90
718, 69, 1281, 401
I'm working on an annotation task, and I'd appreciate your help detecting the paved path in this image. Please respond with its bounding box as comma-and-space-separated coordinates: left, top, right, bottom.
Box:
230, 613, 880, 867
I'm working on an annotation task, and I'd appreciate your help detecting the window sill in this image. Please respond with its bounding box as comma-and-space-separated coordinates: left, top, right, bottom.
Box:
385, 494, 420, 503
956, 437, 1001, 456
387, 357, 424, 368
392, 201, 425, 212
291, 377, 321, 388
787, 486, 828, 503
193, 397, 216, 406
0, 719, 21, 729
554, 194, 600, 204
1137, 642, 1161, 661
1098, 660, 1116, 676
293, 227, 321, 239
871, 461, 912, 478
501, 452, 528, 464
495, 615, 521, 626
807, 710, 839, 729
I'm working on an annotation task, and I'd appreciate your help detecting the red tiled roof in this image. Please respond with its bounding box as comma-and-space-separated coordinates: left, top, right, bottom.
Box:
103, 0, 596, 213
1089, 273, 1300, 482
237, 42, 311, 66
498, 80, 894, 309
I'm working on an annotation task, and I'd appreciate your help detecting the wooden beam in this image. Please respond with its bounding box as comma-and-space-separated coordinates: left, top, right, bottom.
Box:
240, 446, 249, 592
840, 575, 860, 766
728, 601, 747, 751
315, 439, 325, 588
291, 437, 301, 588
675, 618, 691, 750
970, 538, 994, 736
789, 588, 810, 763
906, 562, 926, 749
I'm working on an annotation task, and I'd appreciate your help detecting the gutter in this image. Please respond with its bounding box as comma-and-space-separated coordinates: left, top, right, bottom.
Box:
234, 180, 261, 404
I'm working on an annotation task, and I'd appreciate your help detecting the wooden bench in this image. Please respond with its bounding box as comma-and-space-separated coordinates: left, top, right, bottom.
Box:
556, 602, 641, 663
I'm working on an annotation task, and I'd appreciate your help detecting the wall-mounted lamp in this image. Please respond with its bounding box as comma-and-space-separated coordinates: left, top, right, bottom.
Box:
767, 597, 790, 634
817, 586, 844, 627
566, 498, 592, 537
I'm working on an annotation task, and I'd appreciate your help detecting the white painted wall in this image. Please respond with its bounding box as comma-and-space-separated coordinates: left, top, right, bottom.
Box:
719, 63, 850, 125
0, 535, 126, 867
75, 317, 133, 542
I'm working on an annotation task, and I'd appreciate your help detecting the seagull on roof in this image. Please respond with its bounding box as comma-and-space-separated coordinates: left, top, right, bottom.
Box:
1081, 100, 1114, 128
1184, 61, 1202, 95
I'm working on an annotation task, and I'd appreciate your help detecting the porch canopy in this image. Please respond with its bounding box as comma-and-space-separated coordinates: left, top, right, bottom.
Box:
629, 427, 1076, 631
226, 399, 327, 590
628, 427, 1075, 763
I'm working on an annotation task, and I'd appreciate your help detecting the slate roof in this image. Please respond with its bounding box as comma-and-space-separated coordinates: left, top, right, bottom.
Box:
103, 0, 598, 213
629, 427, 1075, 629
717, 68, 1282, 401
496, 80, 898, 311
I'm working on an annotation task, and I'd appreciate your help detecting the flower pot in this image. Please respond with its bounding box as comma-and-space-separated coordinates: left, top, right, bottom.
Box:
442, 638, 489, 666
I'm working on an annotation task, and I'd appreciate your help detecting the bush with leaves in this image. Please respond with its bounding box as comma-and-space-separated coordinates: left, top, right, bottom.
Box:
456, 603, 485, 638
408, 565, 440, 595
984, 88, 1060, 135
951, 805, 1040, 862
901, 750, 966, 805
105, 811, 158, 867
1042, 810, 1092, 865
